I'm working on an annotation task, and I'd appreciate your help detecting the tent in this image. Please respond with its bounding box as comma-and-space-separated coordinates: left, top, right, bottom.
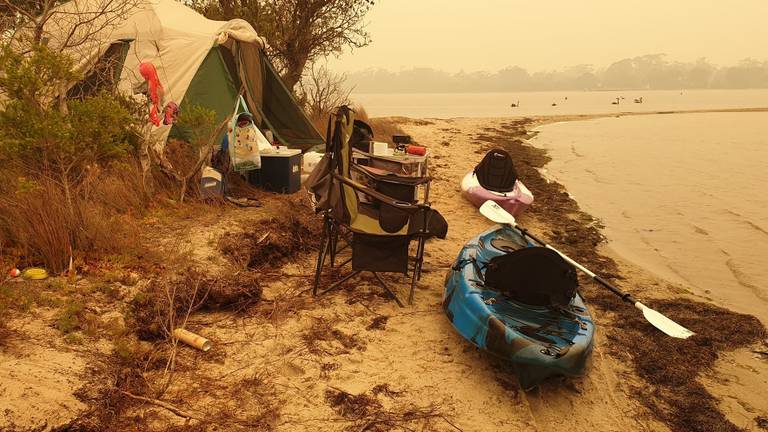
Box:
41, 0, 323, 151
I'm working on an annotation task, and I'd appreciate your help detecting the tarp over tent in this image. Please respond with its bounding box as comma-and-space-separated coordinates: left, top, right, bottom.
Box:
38, 0, 323, 151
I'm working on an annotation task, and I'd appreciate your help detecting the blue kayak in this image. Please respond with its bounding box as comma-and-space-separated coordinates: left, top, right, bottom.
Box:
443, 225, 595, 389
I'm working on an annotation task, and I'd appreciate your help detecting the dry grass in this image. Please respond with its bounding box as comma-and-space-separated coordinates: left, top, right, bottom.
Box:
130, 268, 263, 341
0, 162, 151, 274
355, 106, 410, 145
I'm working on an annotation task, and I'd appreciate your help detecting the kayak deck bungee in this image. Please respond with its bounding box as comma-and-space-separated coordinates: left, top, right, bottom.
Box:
443, 225, 595, 389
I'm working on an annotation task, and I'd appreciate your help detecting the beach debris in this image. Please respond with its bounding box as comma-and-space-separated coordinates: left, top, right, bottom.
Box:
755, 415, 768, 430
366, 315, 389, 331
302, 317, 365, 356
325, 386, 381, 420
21, 267, 49, 280
131, 270, 262, 340
173, 328, 212, 351
324, 386, 457, 431
225, 196, 261, 207
218, 213, 320, 269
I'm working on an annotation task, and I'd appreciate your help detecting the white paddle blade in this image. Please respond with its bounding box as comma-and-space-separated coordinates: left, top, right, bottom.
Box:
479, 201, 516, 225
635, 302, 695, 339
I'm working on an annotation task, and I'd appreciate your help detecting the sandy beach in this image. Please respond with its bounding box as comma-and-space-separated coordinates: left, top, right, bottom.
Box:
1, 114, 767, 432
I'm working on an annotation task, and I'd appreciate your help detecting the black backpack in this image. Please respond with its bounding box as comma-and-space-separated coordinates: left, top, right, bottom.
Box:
484, 247, 578, 307
350, 119, 374, 151
474, 148, 518, 193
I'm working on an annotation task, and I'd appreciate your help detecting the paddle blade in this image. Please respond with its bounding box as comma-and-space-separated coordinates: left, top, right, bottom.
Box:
479, 201, 516, 225
635, 302, 695, 339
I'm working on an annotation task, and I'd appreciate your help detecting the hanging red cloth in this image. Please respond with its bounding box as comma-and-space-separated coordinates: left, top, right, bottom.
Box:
139, 62, 164, 126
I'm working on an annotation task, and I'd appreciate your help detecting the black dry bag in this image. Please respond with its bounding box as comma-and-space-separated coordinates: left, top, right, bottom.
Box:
474, 148, 518, 193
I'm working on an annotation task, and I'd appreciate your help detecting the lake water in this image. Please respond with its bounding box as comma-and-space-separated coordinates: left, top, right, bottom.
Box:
350, 89, 768, 118
530, 112, 768, 323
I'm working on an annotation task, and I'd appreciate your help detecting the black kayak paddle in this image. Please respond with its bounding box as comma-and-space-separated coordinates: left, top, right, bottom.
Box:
479, 200, 694, 339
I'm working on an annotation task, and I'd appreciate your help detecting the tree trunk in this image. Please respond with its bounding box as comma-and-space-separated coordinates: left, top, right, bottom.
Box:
218, 0, 235, 18
281, 54, 309, 92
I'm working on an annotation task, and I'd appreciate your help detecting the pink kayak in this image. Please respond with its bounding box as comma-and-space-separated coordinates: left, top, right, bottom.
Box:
461, 171, 534, 217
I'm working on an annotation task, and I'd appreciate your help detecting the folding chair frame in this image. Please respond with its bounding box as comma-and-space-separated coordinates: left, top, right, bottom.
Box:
312, 173, 431, 306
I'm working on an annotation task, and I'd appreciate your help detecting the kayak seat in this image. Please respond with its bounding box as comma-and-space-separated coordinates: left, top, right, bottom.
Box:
474, 148, 518, 193
484, 247, 578, 307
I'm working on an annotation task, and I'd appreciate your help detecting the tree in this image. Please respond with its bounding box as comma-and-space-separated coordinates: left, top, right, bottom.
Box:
1, 0, 140, 51
0, 45, 137, 206
0, 45, 139, 271
189, 0, 373, 91
297, 62, 351, 120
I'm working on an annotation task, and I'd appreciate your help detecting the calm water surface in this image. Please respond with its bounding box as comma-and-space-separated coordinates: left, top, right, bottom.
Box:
531, 112, 768, 322
351, 89, 768, 118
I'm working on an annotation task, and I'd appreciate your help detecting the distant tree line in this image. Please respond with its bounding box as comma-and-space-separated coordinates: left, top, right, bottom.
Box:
346, 54, 768, 93
187, 0, 373, 91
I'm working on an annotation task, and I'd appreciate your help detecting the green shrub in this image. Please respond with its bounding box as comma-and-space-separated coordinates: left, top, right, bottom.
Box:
0, 44, 144, 272
54, 300, 85, 334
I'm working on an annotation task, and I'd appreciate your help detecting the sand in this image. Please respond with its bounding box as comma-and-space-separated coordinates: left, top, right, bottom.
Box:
1, 115, 767, 431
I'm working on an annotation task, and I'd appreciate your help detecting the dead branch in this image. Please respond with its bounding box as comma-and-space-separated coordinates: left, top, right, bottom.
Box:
120, 391, 204, 421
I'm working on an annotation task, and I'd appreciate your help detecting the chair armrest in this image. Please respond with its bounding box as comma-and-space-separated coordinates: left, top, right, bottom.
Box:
333, 173, 430, 213
353, 148, 428, 164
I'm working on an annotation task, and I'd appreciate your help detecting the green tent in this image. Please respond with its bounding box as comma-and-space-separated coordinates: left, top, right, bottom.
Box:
51, 0, 323, 151
177, 45, 323, 150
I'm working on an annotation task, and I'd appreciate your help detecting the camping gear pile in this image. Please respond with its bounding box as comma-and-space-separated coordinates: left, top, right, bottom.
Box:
40, 0, 696, 391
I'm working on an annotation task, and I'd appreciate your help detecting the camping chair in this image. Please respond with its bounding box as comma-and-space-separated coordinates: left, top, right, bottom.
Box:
309, 106, 447, 306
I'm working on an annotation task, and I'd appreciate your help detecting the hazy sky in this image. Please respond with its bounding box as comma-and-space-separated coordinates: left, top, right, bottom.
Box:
327, 0, 768, 73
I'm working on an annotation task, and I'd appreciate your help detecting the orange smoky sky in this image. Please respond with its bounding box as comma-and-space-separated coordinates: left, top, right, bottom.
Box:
327, 0, 768, 73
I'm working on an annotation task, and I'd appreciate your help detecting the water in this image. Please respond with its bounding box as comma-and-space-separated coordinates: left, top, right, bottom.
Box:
350, 89, 768, 118
530, 112, 768, 322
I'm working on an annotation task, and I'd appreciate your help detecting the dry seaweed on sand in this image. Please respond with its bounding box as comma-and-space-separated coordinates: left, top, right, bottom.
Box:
218, 212, 322, 270
616, 298, 765, 432
325, 387, 383, 420
325, 386, 460, 432
366, 315, 389, 331
302, 317, 367, 356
